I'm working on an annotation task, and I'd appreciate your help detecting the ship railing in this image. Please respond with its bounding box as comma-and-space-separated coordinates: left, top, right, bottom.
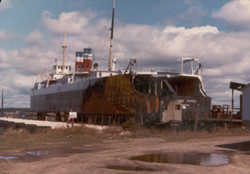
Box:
95, 66, 181, 73
75, 66, 126, 72
74, 67, 196, 75
96, 66, 125, 71
75, 68, 92, 73
181, 70, 201, 76
182, 70, 192, 74
137, 67, 180, 73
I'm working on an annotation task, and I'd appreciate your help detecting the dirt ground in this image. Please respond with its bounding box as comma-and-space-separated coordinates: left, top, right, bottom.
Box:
1, 135, 250, 174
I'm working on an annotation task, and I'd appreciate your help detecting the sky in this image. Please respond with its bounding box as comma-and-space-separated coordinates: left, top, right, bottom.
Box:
1, 0, 250, 108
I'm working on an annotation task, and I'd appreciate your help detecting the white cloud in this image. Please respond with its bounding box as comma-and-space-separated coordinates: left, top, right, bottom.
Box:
213, 0, 250, 30
41, 10, 97, 34
0, 30, 14, 41
24, 31, 43, 44
0, 0, 12, 10
163, 25, 219, 35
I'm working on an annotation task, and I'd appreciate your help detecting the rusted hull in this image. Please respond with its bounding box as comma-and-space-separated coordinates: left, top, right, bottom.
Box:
30, 74, 159, 115
31, 73, 211, 123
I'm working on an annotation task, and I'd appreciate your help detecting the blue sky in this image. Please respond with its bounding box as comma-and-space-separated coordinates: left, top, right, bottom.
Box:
1, 0, 229, 39
1, 0, 250, 108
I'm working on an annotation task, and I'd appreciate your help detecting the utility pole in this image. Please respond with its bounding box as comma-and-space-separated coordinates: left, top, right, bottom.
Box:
1, 89, 3, 117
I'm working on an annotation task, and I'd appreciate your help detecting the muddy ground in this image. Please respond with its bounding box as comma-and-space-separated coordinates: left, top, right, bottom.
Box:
1, 135, 250, 174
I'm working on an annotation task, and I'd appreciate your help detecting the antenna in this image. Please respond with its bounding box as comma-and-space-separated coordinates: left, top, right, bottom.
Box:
62, 28, 67, 74
108, 0, 115, 71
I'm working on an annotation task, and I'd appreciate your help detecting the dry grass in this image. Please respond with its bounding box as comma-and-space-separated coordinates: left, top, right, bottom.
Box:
0, 126, 105, 148
129, 126, 250, 142
0, 125, 250, 149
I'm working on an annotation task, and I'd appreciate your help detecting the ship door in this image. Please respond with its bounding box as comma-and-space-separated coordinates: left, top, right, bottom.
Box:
161, 101, 182, 123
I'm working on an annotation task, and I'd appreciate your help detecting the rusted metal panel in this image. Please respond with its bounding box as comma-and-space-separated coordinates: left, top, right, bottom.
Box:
82, 75, 150, 115
31, 74, 160, 116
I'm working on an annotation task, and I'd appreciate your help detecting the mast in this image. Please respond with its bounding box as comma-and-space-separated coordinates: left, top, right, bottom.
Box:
108, 0, 115, 71
62, 29, 67, 74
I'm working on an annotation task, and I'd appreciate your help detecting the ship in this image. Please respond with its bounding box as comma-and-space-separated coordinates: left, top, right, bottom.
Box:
30, 0, 211, 125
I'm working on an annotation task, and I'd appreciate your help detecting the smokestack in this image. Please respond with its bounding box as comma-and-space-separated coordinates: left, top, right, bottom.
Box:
75, 52, 83, 72
83, 48, 93, 72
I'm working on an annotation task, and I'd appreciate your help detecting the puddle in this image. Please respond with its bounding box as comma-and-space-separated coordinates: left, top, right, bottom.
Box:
26, 149, 86, 157
216, 141, 250, 151
130, 152, 229, 166
106, 165, 154, 171
0, 156, 19, 160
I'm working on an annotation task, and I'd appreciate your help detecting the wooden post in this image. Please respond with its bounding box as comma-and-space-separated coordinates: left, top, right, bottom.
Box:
1, 89, 3, 118
141, 114, 143, 131
72, 118, 74, 128
230, 111, 233, 124
224, 122, 227, 129
194, 99, 200, 132
118, 116, 120, 125
94, 116, 96, 125
67, 117, 70, 129
194, 111, 199, 132
232, 89, 234, 117
101, 115, 103, 127
109, 116, 111, 127
229, 108, 232, 124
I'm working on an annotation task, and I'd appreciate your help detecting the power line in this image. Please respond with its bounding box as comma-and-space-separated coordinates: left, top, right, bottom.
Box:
5, 91, 30, 108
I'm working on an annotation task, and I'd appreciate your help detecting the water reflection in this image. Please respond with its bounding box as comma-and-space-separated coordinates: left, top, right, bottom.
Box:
26, 149, 85, 156
0, 156, 19, 160
130, 152, 229, 166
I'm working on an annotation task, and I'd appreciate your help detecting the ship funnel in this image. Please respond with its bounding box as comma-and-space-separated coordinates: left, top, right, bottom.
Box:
83, 48, 93, 72
75, 52, 83, 72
